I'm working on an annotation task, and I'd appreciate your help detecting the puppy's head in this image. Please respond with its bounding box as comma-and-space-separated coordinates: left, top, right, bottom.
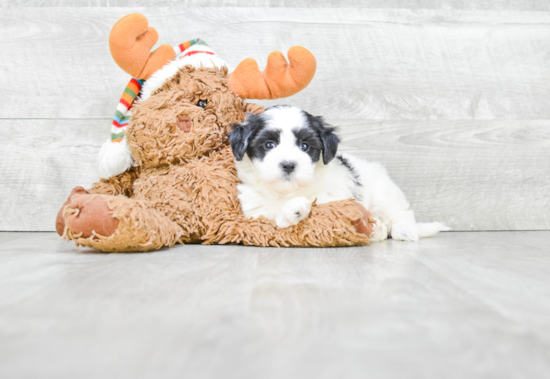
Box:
229, 105, 339, 192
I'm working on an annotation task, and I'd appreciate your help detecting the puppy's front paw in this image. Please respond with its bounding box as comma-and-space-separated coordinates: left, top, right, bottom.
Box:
276, 197, 312, 228
391, 224, 419, 242
369, 220, 389, 242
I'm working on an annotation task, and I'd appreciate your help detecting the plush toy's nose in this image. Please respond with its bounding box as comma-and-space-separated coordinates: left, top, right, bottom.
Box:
177, 117, 192, 133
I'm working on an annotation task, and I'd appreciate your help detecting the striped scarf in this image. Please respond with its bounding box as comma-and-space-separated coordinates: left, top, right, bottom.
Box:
111, 78, 144, 143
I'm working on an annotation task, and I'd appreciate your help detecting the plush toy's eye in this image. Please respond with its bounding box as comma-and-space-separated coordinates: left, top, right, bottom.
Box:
300, 142, 309, 152
197, 100, 207, 109
265, 141, 277, 150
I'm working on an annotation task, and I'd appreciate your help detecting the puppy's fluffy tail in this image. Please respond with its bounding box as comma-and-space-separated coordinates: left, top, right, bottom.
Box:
417, 222, 451, 238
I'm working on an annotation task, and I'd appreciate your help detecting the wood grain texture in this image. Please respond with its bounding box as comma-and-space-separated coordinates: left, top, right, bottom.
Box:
1, 8, 550, 119
0, 120, 108, 231
1, 7, 549, 231
2, 1, 550, 10
1, 231, 549, 378
336, 119, 550, 230
1, 119, 548, 231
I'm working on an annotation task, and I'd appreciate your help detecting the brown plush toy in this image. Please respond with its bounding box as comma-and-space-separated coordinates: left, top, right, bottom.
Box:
55, 14, 375, 252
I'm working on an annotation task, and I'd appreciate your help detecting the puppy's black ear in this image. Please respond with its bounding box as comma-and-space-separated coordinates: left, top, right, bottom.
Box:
320, 127, 339, 164
229, 115, 264, 161
307, 113, 339, 165
229, 123, 250, 161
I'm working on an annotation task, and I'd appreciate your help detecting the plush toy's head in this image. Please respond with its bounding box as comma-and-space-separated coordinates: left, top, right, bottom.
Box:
98, 13, 317, 177
126, 66, 246, 168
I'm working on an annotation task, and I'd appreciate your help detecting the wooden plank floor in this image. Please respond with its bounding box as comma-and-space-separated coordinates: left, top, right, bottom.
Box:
1, 231, 549, 379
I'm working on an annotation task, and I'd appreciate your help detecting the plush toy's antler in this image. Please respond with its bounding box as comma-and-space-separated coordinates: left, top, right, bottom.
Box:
228, 47, 317, 100
109, 13, 175, 80
109, 14, 316, 97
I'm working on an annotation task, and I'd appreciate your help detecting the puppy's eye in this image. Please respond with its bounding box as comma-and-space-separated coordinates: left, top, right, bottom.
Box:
300, 143, 309, 152
265, 141, 277, 150
197, 100, 207, 109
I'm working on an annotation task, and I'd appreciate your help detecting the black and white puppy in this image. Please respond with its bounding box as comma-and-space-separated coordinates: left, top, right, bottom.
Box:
229, 106, 449, 241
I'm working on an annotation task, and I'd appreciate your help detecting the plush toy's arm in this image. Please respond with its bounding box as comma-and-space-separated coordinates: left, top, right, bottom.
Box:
87, 167, 140, 197
203, 199, 374, 247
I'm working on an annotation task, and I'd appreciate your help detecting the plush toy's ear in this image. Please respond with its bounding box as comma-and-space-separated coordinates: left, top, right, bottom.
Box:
306, 114, 339, 165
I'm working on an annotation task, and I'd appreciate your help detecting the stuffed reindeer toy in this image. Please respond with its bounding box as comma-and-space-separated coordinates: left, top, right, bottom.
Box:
55, 13, 374, 252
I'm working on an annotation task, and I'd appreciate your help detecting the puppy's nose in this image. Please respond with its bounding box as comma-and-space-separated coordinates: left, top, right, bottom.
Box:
281, 161, 296, 174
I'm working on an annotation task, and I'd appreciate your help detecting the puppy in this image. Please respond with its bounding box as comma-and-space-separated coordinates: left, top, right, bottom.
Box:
229, 106, 449, 242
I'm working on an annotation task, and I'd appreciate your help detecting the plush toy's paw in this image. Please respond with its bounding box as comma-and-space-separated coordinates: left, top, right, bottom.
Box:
276, 197, 312, 228
64, 195, 119, 238
56, 186, 88, 236
351, 202, 375, 237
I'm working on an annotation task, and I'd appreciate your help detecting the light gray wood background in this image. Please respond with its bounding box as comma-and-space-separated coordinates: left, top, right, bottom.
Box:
0, 3, 549, 231
2, 231, 550, 379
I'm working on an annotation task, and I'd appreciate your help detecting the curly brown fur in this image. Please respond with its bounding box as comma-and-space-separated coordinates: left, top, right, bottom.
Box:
118, 146, 370, 248
127, 67, 248, 168
60, 64, 372, 251
88, 167, 141, 197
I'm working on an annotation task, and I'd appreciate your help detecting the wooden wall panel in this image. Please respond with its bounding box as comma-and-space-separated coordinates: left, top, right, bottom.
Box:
1, 119, 547, 231
0, 120, 107, 231
1, 8, 549, 120
0, 6, 548, 231
337, 119, 550, 230
2, 1, 550, 10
